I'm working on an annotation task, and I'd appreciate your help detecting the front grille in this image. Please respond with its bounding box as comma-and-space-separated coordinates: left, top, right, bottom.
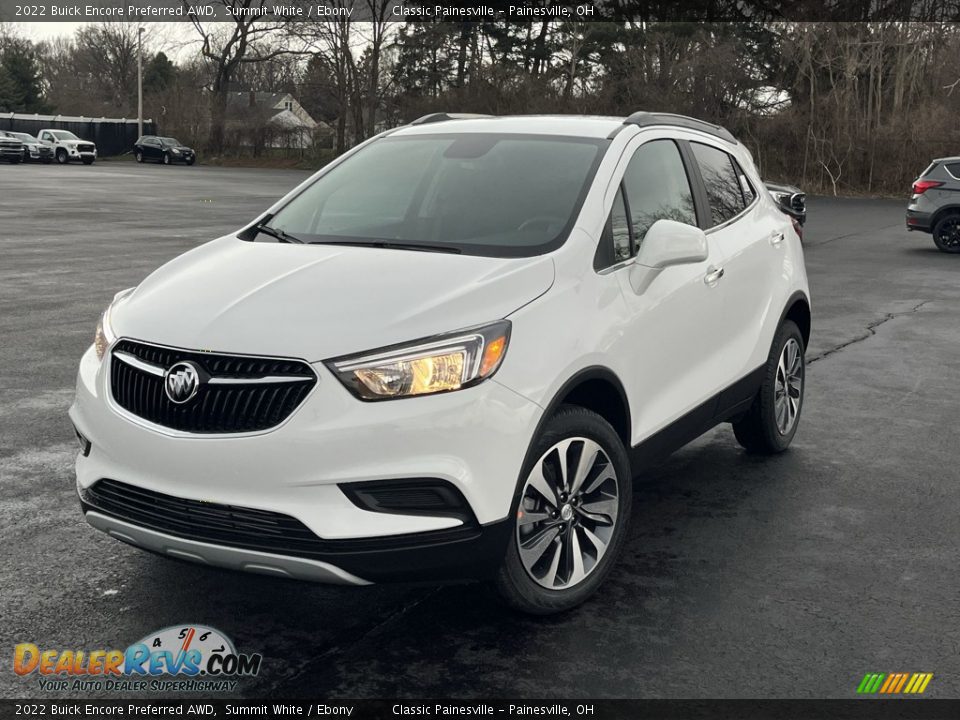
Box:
84, 479, 330, 556
110, 339, 316, 433
81, 479, 479, 557
77, 143, 95, 152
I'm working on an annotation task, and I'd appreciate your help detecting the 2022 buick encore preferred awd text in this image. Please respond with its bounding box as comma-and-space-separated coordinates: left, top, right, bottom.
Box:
71, 112, 811, 614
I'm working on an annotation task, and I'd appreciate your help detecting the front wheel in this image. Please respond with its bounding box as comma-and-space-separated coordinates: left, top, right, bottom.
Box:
162, 153, 171, 165
733, 320, 805, 454
135, 150, 143, 163
932, 213, 960, 253
494, 406, 632, 615
56, 149, 68, 164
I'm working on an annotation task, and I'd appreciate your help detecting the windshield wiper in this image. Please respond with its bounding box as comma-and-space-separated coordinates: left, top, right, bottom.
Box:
254, 222, 304, 245
308, 239, 461, 254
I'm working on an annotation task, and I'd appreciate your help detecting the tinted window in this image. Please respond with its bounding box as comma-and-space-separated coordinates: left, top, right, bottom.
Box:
621, 140, 697, 248
268, 134, 604, 257
595, 186, 632, 270
52, 131, 78, 141
945, 162, 960, 180
691, 142, 746, 226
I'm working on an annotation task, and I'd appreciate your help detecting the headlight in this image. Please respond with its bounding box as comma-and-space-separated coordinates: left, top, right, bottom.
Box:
171, 149, 181, 155
93, 288, 135, 362
327, 320, 511, 400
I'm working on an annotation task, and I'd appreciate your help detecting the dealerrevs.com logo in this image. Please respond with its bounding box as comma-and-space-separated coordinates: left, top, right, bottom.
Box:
14, 625, 262, 693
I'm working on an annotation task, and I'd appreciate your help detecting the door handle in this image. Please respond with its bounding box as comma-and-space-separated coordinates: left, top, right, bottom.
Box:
770, 231, 785, 246
704, 265, 725, 285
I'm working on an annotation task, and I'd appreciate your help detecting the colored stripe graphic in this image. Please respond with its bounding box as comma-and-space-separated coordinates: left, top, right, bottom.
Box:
857, 672, 932, 694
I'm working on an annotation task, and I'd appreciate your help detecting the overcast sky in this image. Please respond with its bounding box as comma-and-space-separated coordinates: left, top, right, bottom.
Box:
9, 21, 198, 59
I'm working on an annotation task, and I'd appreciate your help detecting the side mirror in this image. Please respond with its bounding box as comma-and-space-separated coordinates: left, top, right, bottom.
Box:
635, 219, 708, 269
628, 219, 708, 294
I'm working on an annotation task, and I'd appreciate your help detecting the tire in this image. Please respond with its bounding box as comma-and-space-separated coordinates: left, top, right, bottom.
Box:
162, 153, 171, 165
733, 320, 805, 454
56, 149, 68, 164
135, 150, 143, 163
186, 158, 195, 166
493, 405, 632, 615
932, 213, 960, 254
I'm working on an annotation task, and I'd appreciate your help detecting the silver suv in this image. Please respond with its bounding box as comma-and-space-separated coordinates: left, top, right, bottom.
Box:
906, 157, 960, 253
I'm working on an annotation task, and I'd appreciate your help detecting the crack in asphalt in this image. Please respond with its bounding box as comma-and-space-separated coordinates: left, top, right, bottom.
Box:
808, 300, 930, 364
803, 221, 903, 247
257, 587, 442, 696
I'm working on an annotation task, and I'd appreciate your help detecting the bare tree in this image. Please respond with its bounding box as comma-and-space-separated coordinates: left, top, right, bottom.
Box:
183, 0, 299, 154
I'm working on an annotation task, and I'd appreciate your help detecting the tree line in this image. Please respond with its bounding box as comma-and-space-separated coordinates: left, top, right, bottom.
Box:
2, 16, 959, 195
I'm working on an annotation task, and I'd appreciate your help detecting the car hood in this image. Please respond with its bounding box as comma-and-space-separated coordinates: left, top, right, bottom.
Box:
110, 236, 555, 361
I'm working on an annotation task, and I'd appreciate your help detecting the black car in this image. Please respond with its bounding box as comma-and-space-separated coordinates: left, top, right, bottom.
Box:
0, 131, 24, 164
4, 131, 53, 163
134, 136, 197, 166
906, 157, 960, 253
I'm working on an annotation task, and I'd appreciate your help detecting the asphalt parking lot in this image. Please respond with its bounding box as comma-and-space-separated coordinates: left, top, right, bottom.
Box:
2, 161, 959, 700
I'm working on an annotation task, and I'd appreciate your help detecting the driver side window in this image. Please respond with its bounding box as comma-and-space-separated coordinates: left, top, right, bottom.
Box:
595, 139, 698, 271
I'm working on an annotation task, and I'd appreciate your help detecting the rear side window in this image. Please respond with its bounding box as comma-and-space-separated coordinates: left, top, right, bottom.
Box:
621, 139, 697, 248
691, 142, 747, 227
945, 162, 960, 180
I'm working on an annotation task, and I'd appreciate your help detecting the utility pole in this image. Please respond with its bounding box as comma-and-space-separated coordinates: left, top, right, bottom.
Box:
137, 25, 144, 138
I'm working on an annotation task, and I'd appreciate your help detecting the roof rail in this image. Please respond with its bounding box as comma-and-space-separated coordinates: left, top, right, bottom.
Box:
410, 112, 494, 126
623, 112, 737, 144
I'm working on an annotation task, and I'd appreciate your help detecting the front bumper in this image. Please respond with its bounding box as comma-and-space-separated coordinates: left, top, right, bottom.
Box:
0, 148, 22, 160
67, 146, 97, 159
70, 343, 541, 583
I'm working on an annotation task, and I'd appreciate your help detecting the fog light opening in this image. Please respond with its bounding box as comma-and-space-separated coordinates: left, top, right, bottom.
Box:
74, 427, 91, 457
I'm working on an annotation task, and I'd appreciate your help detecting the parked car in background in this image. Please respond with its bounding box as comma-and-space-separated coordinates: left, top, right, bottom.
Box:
134, 136, 196, 165
906, 157, 960, 253
0, 132, 24, 164
38, 129, 97, 165
765, 182, 806, 237
3, 131, 53, 163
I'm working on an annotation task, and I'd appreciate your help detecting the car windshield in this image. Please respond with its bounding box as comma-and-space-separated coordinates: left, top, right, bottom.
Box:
52, 131, 78, 140
160, 137, 181, 146
265, 133, 606, 257
10, 132, 33, 141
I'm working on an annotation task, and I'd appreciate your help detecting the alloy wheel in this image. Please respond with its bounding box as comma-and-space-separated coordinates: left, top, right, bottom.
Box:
936, 218, 960, 248
516, 437, 619, 590
774, 337, 803, 435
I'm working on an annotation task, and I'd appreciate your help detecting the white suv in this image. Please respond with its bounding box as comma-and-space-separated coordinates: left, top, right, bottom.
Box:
71, 112, 810, 614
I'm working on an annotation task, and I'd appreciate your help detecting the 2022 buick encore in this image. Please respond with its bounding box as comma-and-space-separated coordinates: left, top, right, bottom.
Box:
71, 112, 811, 614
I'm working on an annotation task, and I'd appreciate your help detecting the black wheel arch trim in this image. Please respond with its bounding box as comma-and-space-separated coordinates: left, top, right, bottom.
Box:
503, 366, 631, 522
778, 290, 811, 348
931, 205, 960, 230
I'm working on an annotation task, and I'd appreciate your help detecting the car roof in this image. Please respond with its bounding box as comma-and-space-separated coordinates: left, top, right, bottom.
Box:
932, 156, 960, 163
393, 114, 625, 140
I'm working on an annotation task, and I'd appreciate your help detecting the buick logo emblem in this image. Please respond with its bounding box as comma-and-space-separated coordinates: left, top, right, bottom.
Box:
164, 361, 201, 404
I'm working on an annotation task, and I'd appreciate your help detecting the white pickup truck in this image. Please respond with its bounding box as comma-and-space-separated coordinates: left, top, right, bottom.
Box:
37, 129, 97, 165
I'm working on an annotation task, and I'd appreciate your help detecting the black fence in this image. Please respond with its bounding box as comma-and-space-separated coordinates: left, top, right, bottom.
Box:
0, 114, 156, 156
